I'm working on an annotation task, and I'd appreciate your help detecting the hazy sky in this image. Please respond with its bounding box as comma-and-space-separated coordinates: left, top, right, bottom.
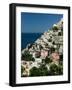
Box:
21, 12, 63, 33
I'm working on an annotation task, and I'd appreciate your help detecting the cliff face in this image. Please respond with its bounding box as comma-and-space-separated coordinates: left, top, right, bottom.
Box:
21, 18, 63, 77
22, 18, 63, 55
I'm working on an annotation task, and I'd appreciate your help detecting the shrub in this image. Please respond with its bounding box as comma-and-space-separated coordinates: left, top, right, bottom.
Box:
58, 32, 62, 36
44, 57, 52, 64
30, 65, 49, 76
52, 26, 59, 31
52, 41, 55, 45
21, 66, 25, 76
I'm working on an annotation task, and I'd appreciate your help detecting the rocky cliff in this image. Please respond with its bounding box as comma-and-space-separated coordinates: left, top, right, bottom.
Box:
21, 18, 63, 77
22, 18, 63, 56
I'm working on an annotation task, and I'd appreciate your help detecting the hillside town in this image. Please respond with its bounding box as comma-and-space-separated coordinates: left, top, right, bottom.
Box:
21, 18, 63, 77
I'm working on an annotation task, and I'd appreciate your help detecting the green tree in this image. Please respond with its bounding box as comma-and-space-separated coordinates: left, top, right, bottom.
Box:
39, 64, 48, 76
49, 64, 63, 75
30, 67, 41, 76
42, 57, 52, 64
21, 50, 35, 61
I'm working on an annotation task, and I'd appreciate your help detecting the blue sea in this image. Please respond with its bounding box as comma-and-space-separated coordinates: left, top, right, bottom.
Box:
21, 33, 42, 49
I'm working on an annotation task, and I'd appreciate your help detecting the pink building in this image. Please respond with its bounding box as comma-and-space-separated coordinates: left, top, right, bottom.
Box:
41, 50, 48, 59
51, 52, 60, 64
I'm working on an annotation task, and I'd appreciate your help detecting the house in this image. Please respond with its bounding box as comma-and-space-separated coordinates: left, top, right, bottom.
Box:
41, 49, 48, 59
51, 52, 60, 65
